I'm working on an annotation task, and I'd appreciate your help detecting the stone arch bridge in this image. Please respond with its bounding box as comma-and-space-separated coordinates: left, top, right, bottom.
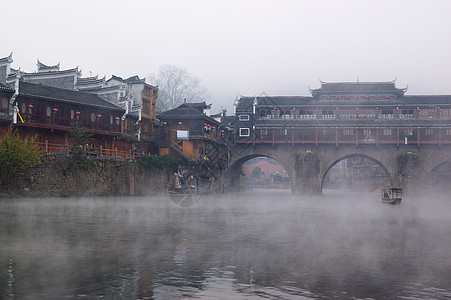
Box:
222, 143, 451, 194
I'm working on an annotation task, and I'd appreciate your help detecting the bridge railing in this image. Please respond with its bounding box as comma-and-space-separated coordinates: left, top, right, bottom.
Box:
37, 141, 142, 160
243, 126, 451, 146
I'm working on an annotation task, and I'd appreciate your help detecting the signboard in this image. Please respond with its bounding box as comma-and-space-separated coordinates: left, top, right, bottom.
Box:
177, 130, 189, 140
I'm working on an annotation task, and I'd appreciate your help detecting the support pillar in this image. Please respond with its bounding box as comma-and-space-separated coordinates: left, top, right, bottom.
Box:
292, 151, 321, 194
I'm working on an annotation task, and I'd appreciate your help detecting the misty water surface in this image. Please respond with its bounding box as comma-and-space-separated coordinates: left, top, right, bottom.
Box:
1, 189, 451, 299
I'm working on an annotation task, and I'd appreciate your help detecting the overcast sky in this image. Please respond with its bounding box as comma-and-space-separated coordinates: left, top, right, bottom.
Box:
3, 0, 451, 113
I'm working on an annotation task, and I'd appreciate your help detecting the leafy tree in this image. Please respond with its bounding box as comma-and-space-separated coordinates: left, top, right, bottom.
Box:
149, 64, 210, 112
0, 132, 43, 187
70, 123, 92, 157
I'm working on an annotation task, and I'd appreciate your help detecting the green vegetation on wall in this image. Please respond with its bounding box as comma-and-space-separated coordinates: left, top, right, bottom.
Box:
396, 152, 424, 185
139, 154, 177, 170
0, 132, 44, 187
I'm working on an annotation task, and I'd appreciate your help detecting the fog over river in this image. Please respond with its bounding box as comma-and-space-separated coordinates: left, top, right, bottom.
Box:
1, 189, 451, 299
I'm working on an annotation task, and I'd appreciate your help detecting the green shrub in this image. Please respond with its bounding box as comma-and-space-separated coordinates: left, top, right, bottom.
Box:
0, 132, 44, 187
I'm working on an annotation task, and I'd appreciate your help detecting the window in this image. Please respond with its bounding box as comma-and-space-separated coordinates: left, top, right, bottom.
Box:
279, 128, 288, 135
322, 110, 334, 119
239, 115, 249, 121
259, 129, 268, 135
381, 109, 393, 119
400, 109, 414, 119
1, 97, 8, 109
446, 129, 451, 136
404, 129, 413, 136
425, 129, 433, 136
259, 109, 272, 119
363, 129, 372, 136
279, 109, 291, 119
384, 129, 392, 136
299, 110, 315, 119
239, 128, 250, 137
343, 129, 354, 136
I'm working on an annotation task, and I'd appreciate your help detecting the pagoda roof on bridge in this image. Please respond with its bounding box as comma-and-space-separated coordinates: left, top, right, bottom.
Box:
309, 80, 407, 97
237, 96, 314, 111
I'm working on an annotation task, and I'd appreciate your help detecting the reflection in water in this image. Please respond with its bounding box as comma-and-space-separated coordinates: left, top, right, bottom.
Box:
1, 190, 451, 299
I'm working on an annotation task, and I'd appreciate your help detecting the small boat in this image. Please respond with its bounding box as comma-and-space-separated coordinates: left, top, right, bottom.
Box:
381, 187, 402, 205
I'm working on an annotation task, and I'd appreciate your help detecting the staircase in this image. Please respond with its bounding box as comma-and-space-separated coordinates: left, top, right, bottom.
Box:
170, 141, 193, 162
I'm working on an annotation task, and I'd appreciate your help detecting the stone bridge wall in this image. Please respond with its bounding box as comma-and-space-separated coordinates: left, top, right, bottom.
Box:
224, 144, 451, 195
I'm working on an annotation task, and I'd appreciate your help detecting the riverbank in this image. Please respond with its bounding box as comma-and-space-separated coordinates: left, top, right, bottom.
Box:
0, 154, 172, 198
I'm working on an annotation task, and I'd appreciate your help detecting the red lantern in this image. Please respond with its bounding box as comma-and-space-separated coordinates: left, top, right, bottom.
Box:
327, 96, 331, 100
346, 96, 350, 100
75, 111, 81, 115
28, 104, 33, 108
97, 114, 102, 118
178, 121, 182, 125
385, 96, 390, 99
115, 117, 120, 120
52, 108, 58, 112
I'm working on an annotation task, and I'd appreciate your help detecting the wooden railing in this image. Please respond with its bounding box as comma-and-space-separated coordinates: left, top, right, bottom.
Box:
38, 141, 143, 160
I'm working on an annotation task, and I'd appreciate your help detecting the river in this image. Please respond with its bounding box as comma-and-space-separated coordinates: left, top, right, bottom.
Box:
1, 189, 451, 299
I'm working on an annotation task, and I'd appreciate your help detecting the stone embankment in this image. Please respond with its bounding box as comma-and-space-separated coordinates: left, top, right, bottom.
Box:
1, 155, 172, 198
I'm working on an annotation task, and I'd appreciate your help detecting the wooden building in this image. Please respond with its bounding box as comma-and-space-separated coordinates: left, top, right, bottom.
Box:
158, 102, 228, 176
3, 78, 130, 156
233, 80, 451, 146
77, 74, 159, 153
1, 53, 159, 156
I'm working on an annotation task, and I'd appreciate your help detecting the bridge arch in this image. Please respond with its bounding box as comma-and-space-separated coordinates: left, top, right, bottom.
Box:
424, 161, 451, 192
225, 154, 294, 191
321, 153, 392, 192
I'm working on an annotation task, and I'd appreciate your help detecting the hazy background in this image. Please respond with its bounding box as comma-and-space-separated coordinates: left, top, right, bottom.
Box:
3, 0, 451, 113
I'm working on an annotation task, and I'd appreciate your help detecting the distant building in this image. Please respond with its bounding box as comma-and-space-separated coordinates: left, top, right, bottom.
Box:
6, 59, 81, 90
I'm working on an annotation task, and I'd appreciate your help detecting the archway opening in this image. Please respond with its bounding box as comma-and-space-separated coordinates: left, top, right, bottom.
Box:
425, 162, 451, 192
322, 155, 391, 193
226, 155, 292, 192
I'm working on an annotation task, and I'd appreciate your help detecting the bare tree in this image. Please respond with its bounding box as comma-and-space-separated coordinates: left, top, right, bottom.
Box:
149, 64, 210, 112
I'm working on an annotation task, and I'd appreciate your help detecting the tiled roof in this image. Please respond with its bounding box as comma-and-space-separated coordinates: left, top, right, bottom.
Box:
158, 103, 219, 124
18, 82, 124, 111
310, 81, 407, 96
236, 97, 254, 112
0, 82, 14, 92
124, 75, 145, 84
400, 95, 451, 105
158, 103, 204, 118
37, 59, 60, 71
0, 53, 13, 64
